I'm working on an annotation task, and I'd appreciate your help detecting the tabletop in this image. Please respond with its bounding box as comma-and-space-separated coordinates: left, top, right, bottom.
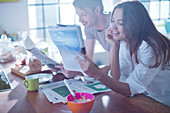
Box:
0, 60, 170, 113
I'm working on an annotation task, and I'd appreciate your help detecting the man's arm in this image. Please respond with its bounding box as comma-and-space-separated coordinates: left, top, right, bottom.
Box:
85, 39, 96, 60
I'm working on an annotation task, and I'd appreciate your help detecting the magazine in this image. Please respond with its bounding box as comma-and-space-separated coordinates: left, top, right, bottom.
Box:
48, 25, 85, 72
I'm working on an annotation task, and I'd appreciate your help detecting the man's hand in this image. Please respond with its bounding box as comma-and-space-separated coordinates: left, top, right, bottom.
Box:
55, 64, 83, 78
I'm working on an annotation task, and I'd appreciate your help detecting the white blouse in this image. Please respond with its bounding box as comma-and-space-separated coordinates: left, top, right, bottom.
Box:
118, 41, 170, 106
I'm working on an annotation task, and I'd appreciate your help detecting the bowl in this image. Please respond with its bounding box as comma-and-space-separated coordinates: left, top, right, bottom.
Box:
67, 92, 95, 113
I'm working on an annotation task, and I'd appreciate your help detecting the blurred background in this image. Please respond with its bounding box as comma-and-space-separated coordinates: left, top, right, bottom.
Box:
0, 0, 170, 65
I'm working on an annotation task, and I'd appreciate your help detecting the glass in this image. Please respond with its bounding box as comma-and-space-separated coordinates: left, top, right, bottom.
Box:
29, 29, 44, 42
44, 5, 59, 27
28, 6, 43, 28
28, 0, 42, 4
16, 31, 28, 54
150, 0, 159, 1
59, 0, 73, 3
150, 2, 159, 19
140, 0, 150, 2
44, 0, 59, 4
0, 35, 15, 62
160, 1, 169, 19
60, 4, 75, 25
17, 31, 27, 41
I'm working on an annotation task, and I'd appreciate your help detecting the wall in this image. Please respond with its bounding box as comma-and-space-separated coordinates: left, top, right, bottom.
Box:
0, 0, 29, 35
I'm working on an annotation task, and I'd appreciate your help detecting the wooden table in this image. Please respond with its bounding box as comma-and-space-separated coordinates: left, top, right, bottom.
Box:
0, 60, 170, 113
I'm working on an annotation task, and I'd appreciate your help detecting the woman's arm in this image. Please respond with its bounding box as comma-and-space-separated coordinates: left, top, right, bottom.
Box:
109, 45, 121, 80
99, 74, 131, 96
105, 27, 121, 80
76, 52, 131, 96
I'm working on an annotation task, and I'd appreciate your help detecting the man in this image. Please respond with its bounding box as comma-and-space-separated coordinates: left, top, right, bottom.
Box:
56, 0, 111, 78
73, 0, 111, 60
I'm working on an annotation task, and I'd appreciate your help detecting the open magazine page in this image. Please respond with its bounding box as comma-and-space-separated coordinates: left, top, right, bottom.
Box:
48, 25, 85, 72
39, 79, 111, 104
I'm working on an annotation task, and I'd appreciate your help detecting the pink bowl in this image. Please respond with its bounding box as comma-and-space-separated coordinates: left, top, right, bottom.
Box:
67, 92, 95, 113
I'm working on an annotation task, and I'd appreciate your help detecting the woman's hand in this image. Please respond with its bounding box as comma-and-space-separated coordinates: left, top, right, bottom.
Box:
55, 64, 83, 78
76, 52, 105, 80
105, 27, 120, 49
105, 27, 114, 44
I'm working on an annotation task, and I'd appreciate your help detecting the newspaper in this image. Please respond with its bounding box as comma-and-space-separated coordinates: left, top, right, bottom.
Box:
48, 25, 85, 72
23, 35, 60, 66
39, 78, 111, 104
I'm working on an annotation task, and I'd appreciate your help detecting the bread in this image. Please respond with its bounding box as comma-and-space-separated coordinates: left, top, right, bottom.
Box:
28, 58, 42, 73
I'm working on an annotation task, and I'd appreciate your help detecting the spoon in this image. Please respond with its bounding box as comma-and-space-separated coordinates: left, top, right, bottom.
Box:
64, 79, 78, 102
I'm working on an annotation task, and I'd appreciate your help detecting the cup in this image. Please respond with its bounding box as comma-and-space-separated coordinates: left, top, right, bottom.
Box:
23, 75, 39, 91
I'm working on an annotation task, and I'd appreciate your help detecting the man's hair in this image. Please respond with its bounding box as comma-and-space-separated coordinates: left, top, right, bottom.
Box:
73, 0, 104, 14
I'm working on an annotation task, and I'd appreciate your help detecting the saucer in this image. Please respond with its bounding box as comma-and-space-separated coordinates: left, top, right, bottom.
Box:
28, 73, 53, 84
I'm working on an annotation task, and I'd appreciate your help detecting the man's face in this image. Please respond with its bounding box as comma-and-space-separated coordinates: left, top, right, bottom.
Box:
75, 7, 97, 28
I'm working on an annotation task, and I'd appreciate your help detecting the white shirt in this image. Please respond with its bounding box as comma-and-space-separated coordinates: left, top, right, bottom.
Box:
118, 41, 170, 106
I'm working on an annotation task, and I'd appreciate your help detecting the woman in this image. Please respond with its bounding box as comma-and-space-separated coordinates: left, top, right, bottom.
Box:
77, 0, 170, 106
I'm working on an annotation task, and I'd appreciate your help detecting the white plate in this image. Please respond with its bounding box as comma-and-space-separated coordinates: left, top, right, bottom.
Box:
28, 73, 53, 84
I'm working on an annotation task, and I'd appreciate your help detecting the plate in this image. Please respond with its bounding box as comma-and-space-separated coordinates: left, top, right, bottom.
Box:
28, 73, 53, 84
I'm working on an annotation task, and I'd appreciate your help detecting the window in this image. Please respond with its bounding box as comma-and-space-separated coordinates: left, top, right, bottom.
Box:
28, 0, 80, 43
27, 0, 114, 43
140, 0, 170, 22
28, 0, 170, 45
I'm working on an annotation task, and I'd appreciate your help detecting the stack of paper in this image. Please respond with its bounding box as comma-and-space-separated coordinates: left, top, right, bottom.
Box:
39, 79, 111, 104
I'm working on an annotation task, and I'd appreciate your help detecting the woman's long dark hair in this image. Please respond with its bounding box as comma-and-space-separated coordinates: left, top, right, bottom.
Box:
112, 0, 170, 68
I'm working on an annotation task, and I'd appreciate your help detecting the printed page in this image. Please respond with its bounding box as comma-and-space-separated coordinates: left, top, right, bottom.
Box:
59, 47, 83, 71
39, 79, 111, 104
48, 25, 85, 72
28, 47, 59, 65
23, 36, 59, 65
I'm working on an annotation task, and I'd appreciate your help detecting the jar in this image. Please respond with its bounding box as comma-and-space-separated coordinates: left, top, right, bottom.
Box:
0, 34, 15, 62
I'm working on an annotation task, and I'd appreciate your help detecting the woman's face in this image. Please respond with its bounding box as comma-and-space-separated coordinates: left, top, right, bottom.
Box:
111, 8, 126, 41
75, 7, 97, 28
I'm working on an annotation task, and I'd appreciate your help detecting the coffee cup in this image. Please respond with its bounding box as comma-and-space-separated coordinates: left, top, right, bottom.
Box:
23, 75, 39, 91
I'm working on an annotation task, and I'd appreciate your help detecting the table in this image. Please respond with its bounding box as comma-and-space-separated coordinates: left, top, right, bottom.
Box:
0, 60, 170, 113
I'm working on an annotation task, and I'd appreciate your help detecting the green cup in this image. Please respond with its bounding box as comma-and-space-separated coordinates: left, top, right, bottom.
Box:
23, 75, 39, 91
